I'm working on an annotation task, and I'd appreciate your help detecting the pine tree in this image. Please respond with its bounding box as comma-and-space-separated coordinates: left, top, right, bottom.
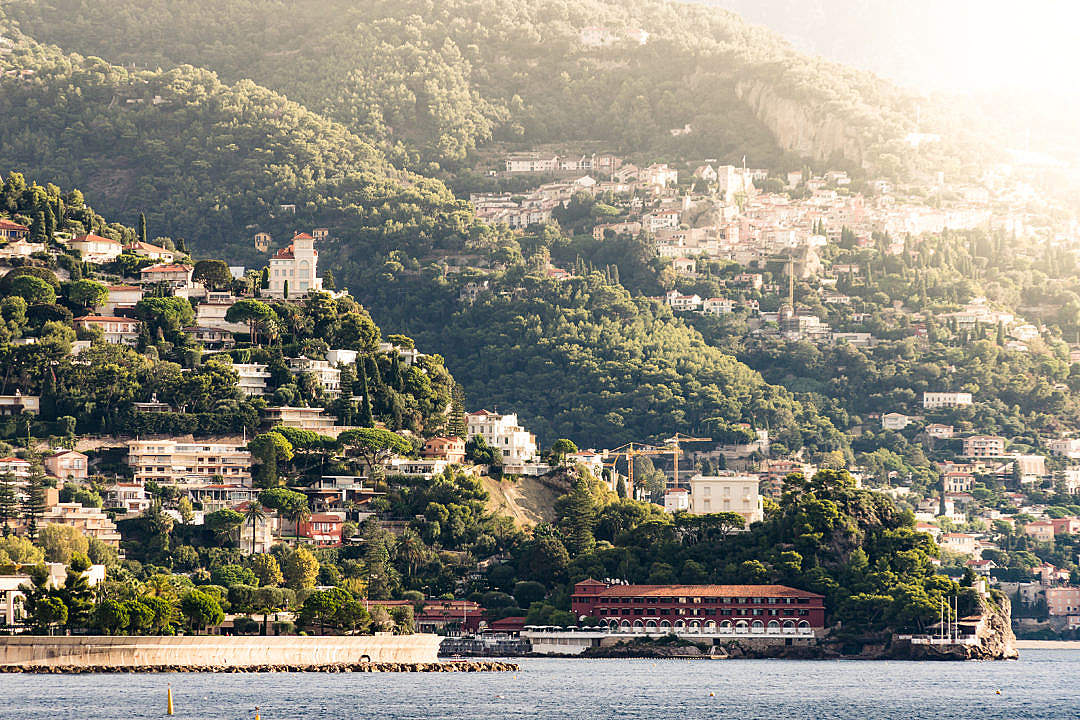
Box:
138, 212, 147, 244
358, 361, 374, 427
22, 453, 49, 540
0, 472, 17, 536
323, 269, 336, 291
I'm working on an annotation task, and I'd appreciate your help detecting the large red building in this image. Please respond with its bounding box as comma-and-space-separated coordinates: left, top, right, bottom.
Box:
571, 579, 825, 633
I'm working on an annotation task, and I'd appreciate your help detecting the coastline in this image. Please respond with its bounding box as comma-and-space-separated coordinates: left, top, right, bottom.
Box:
0, 660, 518, 674
1015, 640, 1080, 650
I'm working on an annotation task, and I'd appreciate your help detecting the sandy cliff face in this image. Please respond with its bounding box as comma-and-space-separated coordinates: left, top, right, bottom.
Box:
736, 79, 867, 169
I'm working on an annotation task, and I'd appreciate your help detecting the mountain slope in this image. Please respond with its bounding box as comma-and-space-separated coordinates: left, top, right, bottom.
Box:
0, 17, 474, 265
6, 0, 936, 175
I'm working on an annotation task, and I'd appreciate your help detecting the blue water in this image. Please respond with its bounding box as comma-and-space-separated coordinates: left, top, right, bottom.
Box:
1, 651, 1077, 719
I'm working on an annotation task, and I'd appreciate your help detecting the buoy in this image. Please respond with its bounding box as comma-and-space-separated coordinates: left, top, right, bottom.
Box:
709, 692, 715, 697
996, 690, 1001, 695
167, 685, 174, 716
255, 706, 261, 720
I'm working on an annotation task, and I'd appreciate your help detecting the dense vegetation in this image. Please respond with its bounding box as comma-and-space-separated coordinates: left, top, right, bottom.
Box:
0, 15, 475, 268
5, 0, 938, 176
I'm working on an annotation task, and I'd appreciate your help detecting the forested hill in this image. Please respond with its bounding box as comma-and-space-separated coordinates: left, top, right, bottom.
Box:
0, 18, 476, 268
5, 0, 945, 177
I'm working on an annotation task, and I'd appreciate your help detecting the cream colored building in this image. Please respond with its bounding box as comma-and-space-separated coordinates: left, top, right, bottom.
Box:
234, 363, 271, 396
287, 357, 340, 394
466, 410, 537, 466
269, 232, 322, 297
69, 233, 123, 263
687, 473, 763, 525
40, 504, 121, 547
261, 406, 354, 438
126, 440, 252, 486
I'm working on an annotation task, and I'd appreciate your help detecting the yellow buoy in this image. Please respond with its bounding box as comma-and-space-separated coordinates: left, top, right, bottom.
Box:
996, 690, 1002, 695
167, 685, 174, 716
709, 693, 715, 697
255, 707, 261, 720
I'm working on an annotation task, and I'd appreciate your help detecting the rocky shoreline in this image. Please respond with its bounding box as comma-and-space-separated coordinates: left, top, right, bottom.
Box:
0, 661, 518, 674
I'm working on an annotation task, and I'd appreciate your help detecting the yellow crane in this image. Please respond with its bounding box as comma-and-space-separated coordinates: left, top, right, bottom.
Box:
663, 433, 713, 487
604, 434, 713, 496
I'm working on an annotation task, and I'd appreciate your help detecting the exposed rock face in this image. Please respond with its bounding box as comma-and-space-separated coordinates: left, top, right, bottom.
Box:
736, 79, 868, 169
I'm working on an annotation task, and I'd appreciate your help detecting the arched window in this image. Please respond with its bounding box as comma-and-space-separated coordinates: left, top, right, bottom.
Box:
751, 620, 764, 632
659, 620, 671, 629
646, 620, 657, 630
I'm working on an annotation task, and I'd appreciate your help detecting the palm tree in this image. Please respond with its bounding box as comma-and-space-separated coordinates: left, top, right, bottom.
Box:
289, 505, 311, 544
394, 529, 428, 579
243, 503, 266, 555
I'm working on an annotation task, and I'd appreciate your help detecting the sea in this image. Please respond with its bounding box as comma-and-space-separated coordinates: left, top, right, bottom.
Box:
1, 650, 1078, 719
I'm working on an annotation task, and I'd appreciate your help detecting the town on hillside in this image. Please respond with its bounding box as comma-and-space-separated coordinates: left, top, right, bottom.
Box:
0, 144, 1072, 649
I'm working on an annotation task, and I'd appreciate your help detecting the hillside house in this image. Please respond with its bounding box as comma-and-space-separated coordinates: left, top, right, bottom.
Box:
74, 316, 140, 345
69, 233, 122, 263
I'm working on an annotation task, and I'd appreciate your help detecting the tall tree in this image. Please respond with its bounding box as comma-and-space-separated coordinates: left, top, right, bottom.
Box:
242, 502, 266, 555
137, 212, 147, 244
22, 453, 49, 540
358, 361, 374, 427
0, 471, 16, 536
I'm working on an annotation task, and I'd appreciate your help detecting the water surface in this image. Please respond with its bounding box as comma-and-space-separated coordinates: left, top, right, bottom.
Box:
1, 651, 1075, 719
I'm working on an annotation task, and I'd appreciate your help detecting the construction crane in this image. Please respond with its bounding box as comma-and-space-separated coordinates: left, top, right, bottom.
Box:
663, 433, 713, 488
604, 434, 714, 497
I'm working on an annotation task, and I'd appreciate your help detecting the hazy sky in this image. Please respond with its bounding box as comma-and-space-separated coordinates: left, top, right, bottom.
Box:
706, 0, 1080, 95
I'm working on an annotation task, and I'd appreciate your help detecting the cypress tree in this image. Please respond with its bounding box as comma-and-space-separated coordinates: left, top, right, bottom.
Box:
283, 279, 289, 300
358, 361, 374, 427
29, 211, 46, 243
138, 212, 147, 244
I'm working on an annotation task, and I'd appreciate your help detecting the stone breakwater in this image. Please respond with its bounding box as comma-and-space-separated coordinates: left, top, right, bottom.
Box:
0, 634, 444, 668
0, 661, 518, 674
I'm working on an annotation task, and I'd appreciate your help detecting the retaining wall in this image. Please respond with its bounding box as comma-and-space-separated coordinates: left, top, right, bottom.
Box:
0, 634, 441, 668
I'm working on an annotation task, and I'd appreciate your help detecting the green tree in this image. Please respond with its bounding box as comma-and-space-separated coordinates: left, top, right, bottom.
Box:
138, 212, 147, 244
225, 299, 276, 346
336, 428, 410, 479
0, 472, 16, 536
192, 260, 232, 290
66, 279, 109, 311
21, 455, 49, 540
180, 589, 224, 634
204, 508, 244, 546
10, 275, 56, 305
91, 598, 130, 635
281, 546, 319, 590
242, 502, 266, 555
249, 432, 294, 488
248, 553, 283, 587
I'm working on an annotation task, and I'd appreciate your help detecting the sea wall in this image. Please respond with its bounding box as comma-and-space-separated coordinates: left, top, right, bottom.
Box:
0, 634, 442, 669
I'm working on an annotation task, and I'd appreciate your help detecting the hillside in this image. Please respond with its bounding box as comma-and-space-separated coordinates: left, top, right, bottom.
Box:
0, 16, 475, 267
5, 0, 942, 176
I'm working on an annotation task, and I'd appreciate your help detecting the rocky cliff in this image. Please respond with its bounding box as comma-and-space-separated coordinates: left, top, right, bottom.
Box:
735, 79, 868, 169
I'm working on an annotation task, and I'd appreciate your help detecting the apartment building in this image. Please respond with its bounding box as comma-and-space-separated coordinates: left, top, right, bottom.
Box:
127, 440, 252, 485
923, 392, 973, 409
234, 363, 270, 396
287, 357, 341, 394
261, 406, 353, 438
687, 473, 763, 525
962, 435, 1006, 458
40, 503, 121, 547
466, 410, 538, 468
74, 316, 141, 345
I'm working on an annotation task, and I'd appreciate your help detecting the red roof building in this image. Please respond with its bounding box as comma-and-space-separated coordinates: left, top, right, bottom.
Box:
297, 513, 344, 546
571, 579, 825, 633
0, 219, 29, 241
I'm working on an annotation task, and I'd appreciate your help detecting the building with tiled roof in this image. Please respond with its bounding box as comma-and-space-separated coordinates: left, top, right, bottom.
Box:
69, 233, 122, 263
571, 579, 825, 633
0, 219, 29, 242
269, 232, 321, 297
